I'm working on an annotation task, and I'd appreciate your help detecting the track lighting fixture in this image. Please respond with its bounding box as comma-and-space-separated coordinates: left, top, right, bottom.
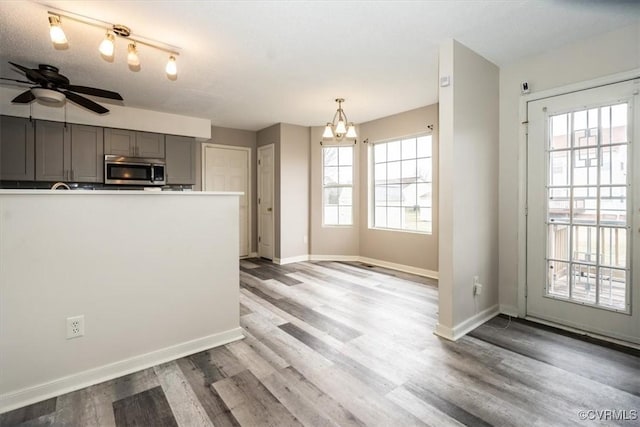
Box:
48, 15, 67, 45
98, 32, 115, 58
323, 98, 357, 140
46, 9, 181, 80
127, 43, 140, 67
165, 55, 177, 77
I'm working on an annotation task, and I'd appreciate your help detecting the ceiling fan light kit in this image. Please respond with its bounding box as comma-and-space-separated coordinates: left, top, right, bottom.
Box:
46, 9, 180, 79
3, 62, 124, 114
323, 98, 357, 141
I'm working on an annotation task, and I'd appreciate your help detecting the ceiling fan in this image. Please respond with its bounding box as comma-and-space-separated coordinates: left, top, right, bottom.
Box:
0, 62, 123, 114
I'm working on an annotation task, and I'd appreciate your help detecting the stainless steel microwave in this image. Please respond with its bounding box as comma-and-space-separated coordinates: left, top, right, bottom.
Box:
104, 155, 166, 186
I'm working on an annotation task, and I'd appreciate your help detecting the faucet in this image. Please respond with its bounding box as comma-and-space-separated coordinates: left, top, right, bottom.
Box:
51, 182, 71, 190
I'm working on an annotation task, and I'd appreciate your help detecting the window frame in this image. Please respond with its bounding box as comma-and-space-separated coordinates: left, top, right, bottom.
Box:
369, 132, 433, 234
322, 144, 354, 227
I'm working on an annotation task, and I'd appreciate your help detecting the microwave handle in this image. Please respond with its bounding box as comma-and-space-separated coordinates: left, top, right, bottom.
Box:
151, 165, 155, 182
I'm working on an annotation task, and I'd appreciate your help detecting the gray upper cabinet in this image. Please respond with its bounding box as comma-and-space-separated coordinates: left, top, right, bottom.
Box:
70, 125, 104, 182
103, 128, 134, 156
35, 120, 69, 182
1, 116, 35, 181
136, 132, 165, 158
35, 122, 104, 183
165, 135, 196, 185
104, 128, 165, 158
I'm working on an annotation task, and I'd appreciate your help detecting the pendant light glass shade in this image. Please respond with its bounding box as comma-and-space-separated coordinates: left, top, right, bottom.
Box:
322, 123, 334, 138
127, 43, 140, 66
335, 120, 347, 135
99, 32, 115, 57
346, 123, 357, 138
165, 55, 177, 77
49, 16, 67, 44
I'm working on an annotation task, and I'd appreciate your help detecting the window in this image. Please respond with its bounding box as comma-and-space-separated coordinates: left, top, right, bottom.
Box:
372, 134, 432, 233
323, 145, 353, 225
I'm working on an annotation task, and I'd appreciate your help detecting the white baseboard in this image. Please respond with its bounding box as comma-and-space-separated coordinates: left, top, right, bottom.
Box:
434, 304, 500, 342
499, 304, 520, 317
357, 257, 439, 280
274, 255, 310, 265
308, 254, 360, 262
0, 327, 244, 414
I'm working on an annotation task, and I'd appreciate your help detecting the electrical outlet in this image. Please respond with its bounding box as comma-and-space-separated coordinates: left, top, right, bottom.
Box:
66, 315, 85, 339
473, 276, 482, 296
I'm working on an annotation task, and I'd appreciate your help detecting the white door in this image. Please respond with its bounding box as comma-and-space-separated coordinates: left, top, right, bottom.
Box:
203, 144, 250, 257
526, 80, 640, 344
258, 144, 275, 260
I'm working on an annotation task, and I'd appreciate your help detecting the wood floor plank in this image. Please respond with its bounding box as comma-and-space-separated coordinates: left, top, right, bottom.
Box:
175, 357, 240, 427
212, 370, 302, 427
278, 322, 399, 395
112, 386, 178, 427
6, 259, 640, 427
0, 398, 56, 426
153, 362, 213, 427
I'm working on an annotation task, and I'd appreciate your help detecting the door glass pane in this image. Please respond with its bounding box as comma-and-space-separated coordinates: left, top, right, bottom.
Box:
550, 113, 569, 149
548, 188, 570, 223
600, 186, 626, 225
610, 103, 628, 144
572, 226, 598, 264
572, 187, 597, 225
600, 145, 627, 185
549, 150, 570, 186
600, 227, 626, 268
573, 148, 598, 186
402, 138, 417, 159
598, 268, 626, 310
548, 260, 569, 298
544, 101, 631, 312
571, 264, 597, 303
548, 224, 570, 261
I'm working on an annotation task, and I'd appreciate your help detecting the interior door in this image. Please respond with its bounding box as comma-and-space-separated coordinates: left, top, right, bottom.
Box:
203, 145, 250, 257
526, 80, 640, 344
258, 144, 275, 260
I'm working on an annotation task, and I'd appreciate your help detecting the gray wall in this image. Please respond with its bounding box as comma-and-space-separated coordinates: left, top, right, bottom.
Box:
498, 23, 640, 314
257, 124, 281, 258
438, 39, 499, 338
279, 123, 310, 260
196, 125, 258, 253
358, 105, 439, 272
309, 126, 361, 257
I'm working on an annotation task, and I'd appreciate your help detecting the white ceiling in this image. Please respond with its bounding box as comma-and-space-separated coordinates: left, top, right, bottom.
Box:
0, 1, 638, 131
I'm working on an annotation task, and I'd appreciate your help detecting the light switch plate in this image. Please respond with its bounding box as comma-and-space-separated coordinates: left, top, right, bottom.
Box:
440, 75, 451, 87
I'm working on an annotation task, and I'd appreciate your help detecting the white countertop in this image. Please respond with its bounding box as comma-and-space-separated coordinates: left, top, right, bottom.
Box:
0, 190, 243, 196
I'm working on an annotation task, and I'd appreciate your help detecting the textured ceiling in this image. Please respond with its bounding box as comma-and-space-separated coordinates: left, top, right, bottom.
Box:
0, 1, 638, 130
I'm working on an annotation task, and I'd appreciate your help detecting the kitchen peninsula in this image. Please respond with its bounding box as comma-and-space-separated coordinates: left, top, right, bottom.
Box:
0, 190, 243, 413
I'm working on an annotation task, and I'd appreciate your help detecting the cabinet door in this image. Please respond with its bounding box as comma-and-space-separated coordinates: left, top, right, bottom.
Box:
165, 135, 196, 184
104, 128, 135, 156
0, 116, 35, 181
35, 120, 70, 182
136, 132, 165, 158
70, 125, 104, 183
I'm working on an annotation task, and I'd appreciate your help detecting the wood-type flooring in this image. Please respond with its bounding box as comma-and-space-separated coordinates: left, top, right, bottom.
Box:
2, 259, 639, 426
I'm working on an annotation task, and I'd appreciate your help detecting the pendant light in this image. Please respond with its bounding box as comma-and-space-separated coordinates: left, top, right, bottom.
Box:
323, 98, 357, 140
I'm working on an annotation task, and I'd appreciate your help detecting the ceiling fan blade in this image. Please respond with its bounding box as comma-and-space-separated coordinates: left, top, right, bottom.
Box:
8, 61, 31, 73
11, 90, 35, 103
63, 90, 109, 114
64, 85, 123, 100
0, 77, 32, 85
